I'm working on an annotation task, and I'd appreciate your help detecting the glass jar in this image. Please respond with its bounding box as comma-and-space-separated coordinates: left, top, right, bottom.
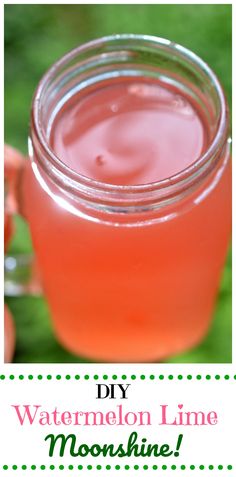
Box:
26, 34, 231, 362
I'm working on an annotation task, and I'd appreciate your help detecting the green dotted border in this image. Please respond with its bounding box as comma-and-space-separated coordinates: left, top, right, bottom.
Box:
1, 464, 234, 471
0, 374, 235, 381
1, 375, 234, 472
1, 374, 233, 472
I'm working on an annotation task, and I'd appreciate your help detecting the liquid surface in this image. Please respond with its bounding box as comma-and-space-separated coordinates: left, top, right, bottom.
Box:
50, 81, 207, 185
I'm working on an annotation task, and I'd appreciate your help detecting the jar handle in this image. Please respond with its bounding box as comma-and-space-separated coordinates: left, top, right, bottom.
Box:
4, 144, 42, 296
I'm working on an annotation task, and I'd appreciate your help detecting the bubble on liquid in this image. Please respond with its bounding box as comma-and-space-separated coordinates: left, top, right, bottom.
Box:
128, 84, 147, 97
128, 83, 160, 99
128, 83, 173, 101
95, 154, 105, 166
172, 95, 194, 116
110, 103, 119, 113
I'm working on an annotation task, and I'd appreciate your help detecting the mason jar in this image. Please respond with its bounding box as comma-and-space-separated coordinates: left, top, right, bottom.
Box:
24, 34, 231, 362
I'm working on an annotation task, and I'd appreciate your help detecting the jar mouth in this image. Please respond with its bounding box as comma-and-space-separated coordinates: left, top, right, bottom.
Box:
31, 33, 228, 201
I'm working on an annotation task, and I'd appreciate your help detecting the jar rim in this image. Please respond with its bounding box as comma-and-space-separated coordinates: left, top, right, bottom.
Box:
31, 33, 228, 196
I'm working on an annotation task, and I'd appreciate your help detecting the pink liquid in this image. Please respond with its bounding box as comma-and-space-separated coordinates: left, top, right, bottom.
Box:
25, 79, 231, 362
52, 81, 207, 184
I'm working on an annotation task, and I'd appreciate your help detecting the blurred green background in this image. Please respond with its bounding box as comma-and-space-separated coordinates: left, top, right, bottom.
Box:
4, 4, 232, 363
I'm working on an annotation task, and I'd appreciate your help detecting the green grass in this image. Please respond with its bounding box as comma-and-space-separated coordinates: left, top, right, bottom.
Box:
4, 4, 232, 363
